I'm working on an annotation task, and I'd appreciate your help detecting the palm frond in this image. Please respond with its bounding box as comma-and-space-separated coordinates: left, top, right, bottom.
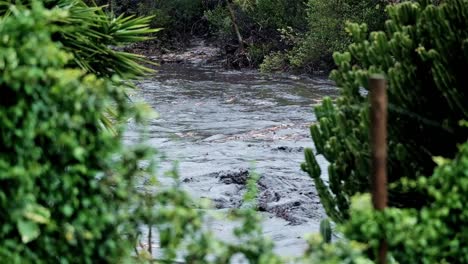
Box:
0, 0, 160, 131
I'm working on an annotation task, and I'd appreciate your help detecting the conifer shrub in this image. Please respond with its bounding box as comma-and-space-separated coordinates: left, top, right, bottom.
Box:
302, 0, 468, 222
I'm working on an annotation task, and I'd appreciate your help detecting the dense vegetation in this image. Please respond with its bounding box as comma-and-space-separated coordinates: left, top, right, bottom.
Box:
260, 0, 386, 72
300, 0, 468, 260
98, 0, 389, 73
303, 0, 468, 222
86, 0, 207, 44
1, 0, 467, 263
0, 1, 155, 261
342, 140, 468, 263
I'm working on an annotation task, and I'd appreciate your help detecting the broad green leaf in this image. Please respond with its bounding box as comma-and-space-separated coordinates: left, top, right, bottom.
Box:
17, 220, 40, 244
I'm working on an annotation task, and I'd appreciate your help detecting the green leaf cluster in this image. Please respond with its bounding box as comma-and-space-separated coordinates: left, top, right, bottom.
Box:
98, 0, 205, 40
279, 0, 386, 73
0, 1, 157, 262
342, 140, 468, 263
205, 0, 308, 67
0, 0, 158, 79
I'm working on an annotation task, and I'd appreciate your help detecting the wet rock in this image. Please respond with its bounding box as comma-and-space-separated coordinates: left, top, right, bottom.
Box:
270, 206, 301, 225
212, 197, 242, 209
267, 199, 308, 225
258, 190, 281, 212
152, 38, 221, 65
208, 184, 244, 209
257, 176, 269, 191
182, 177, 193, 183
217, 169, 249, 185
273, 146, 305, 153
203, 134, 226, 142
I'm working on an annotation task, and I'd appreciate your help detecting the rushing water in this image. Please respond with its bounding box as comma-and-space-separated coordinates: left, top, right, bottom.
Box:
126, 64, 338, 257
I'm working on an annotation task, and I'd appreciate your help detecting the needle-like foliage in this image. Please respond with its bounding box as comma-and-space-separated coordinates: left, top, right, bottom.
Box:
302, 0, 468, 223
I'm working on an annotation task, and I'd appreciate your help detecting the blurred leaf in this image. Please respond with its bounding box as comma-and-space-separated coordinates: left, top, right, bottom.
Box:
17, 221, 40, 244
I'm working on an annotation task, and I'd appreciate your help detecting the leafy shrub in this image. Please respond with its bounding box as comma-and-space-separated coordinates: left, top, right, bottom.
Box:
111, 0, 206, 41
0, 2, 155, 262
247, 0, 307, 30
204, 4, 233, 42
342, 138, 468, 263
285, 0, 386, 72
205, 0, 308, 67
259, 52, 288, 72
245, 43, 274, 66
300, 236, 373, 264
303, 0, 468, 222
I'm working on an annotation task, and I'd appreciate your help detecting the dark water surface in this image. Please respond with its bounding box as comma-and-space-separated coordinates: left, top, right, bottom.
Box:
126, 64, 338, 257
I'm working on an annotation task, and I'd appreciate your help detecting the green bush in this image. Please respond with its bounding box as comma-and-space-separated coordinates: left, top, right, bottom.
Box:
303, 0, 468, 222
204, 4, 233, 42
285, 0, 386, 72
342, 139, 468, 263
259, 52, 288, 72
206, 0, 307, 67
300, 236, 373, 264
0, 2, 155, 262
247, 0, 307, 30
3, 0, 158, 131
110, 0, 206, 41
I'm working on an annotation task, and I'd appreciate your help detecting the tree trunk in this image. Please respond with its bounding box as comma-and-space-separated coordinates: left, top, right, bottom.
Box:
226, 0, 245, 53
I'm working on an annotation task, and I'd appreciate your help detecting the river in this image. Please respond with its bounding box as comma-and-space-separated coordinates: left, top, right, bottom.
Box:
126, 63, 338, 257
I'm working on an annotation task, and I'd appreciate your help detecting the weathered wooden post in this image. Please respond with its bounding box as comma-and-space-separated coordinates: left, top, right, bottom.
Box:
369, 75, 388, 264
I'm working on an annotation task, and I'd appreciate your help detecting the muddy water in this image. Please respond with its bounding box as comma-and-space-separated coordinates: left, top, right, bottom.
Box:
127, 64, 338, 257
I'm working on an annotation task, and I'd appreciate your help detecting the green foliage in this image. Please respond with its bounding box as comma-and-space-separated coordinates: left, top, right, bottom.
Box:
259, 52, 288, 72
1, 0, 157, 79
283, 0, 386, 72
204, 4, 232, 41
247, 43, 273, 66
108, 0, 205, 41
303, 0, 468, 222
206, 0, 307, 67
319, 219, 332, 243
342, 140, 468, 263
1, 0, 158, 131
300, 235, 373, 264
0, 2, 154, 262
246, 0, 307, 30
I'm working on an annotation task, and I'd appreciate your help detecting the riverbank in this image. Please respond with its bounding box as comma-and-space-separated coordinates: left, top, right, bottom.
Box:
126, 38, 222, 66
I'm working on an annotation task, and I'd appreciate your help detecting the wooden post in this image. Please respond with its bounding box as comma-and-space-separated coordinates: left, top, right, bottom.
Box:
369, 75, 388, 264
